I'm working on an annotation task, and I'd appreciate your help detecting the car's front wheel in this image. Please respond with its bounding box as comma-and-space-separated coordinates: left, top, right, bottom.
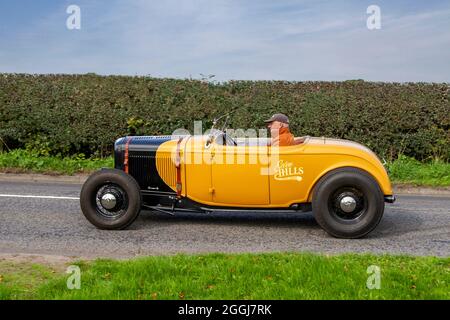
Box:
80, 168, 142, 229
312, 167, 385, 238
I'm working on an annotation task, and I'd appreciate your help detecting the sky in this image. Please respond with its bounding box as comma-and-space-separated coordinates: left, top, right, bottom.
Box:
0, 0, 449, 82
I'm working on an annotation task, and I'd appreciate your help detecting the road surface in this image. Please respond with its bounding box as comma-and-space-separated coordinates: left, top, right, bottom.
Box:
0, 180, 449, 258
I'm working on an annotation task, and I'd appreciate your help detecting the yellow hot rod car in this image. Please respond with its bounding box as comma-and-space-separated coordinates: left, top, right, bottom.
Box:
80, 122, 395, 239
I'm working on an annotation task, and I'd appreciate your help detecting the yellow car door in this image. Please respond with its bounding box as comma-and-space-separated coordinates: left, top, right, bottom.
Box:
210, 143, 270, 206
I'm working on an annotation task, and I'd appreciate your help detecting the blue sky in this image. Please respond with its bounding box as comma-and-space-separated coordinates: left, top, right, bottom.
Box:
0, 0, 449, 82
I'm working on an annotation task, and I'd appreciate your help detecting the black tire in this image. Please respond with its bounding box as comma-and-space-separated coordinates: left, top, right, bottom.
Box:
312, 167, 384, 239
80, 168, 142, 230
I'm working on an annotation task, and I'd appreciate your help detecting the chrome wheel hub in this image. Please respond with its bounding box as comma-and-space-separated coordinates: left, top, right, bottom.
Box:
95, 184, 128, 219
329, 187, 366, 221
100, 193, 117, 210
339, 196, 357, 213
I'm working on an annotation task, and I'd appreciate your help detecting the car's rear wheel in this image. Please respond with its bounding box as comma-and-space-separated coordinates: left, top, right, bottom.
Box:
312, 167, 384, 238
80, 168, 142, 229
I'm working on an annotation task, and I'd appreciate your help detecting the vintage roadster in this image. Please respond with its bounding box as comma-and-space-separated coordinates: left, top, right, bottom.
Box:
80, 118, 395, 239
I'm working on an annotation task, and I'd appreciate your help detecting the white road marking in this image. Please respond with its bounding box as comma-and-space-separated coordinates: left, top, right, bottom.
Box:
0, 194, 79, 200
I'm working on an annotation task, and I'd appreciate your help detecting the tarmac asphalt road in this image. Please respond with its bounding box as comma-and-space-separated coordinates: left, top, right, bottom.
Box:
0, 180, 449, 258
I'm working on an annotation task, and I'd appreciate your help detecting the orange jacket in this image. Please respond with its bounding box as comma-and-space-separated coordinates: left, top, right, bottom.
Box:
271, 127, 294, 147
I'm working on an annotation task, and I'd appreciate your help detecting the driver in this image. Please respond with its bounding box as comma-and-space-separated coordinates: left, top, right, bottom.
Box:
264, 113, 304, 147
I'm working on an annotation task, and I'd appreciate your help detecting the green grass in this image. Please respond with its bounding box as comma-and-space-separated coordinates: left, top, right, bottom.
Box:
0, 150, 449, 187
0, 253, 449, 300
386, 156, 450, 187
0, 149, 113, 175
0, 260, 58, 299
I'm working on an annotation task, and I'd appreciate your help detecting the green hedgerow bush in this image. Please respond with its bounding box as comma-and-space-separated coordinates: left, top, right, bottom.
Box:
0, 74, 448, 161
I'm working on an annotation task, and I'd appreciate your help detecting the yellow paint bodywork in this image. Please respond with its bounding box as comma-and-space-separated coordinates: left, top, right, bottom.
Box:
155, 136, 393, 208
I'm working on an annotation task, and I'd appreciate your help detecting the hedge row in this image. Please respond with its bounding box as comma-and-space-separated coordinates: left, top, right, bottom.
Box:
0, 73, 449, 161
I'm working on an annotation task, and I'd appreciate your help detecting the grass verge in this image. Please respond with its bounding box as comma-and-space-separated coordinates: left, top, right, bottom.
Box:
1, 253, 449, 300
0, 149, 113, 175
0, 150, 449, 187
386, 156, 450, 187
0, 260, 58, 299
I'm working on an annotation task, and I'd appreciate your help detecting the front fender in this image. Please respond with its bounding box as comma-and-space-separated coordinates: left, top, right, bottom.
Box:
306, 157, 393, 203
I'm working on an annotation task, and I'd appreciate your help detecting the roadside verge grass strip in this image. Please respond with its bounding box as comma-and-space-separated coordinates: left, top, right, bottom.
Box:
0, 149, 113, 175
1, 253, 448, 300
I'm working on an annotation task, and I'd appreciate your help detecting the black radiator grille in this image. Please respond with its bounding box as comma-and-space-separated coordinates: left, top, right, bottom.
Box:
128, 151, 173, 192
